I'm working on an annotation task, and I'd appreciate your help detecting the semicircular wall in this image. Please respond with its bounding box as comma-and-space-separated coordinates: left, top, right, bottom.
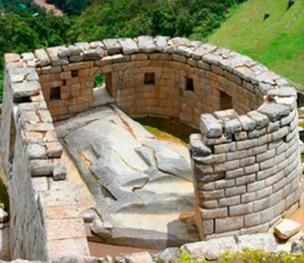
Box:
1, 36, 302, 260
37, 37, 266, 127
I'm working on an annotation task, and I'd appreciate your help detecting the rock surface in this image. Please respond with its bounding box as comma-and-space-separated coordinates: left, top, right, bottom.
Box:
181, 233, 277, 260
274, 219, 301, 241
55, 105, 197, 249
291, 236, 304, 255
0, 209, 8, 223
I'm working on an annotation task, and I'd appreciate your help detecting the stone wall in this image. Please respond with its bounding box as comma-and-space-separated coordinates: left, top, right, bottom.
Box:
36, 37, 262, 127
1, 36, 302, 260
1, 54, 89, 261
190, 78, 301, 239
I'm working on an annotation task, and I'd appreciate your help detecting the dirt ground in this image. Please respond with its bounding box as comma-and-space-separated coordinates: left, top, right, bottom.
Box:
89, 242, 159, 258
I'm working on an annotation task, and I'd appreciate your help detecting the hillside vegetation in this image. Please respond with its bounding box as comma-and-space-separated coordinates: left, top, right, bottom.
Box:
208, 0, 304, 91
0, 0, 244, 100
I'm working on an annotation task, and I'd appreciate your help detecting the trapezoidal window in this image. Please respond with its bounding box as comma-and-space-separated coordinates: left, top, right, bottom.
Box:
71, 70, 78, 77
144, 73, 155, 85
185, 77, 194, 92
50, 87, 61, 101
220, 91, 233, 110
93, 73, 113, 105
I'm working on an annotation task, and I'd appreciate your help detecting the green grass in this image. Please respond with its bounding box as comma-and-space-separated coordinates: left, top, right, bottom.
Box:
208, 0, 304, 91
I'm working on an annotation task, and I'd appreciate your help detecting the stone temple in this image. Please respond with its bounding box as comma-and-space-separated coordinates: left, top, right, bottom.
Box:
0, 36, 302, 262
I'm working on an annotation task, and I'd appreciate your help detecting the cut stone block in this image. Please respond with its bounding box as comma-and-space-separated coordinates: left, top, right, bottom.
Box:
258, 103, 291, 122
102, 38, 122, 55
200, 114, 223, 138
274, 219, 300, 241
137, 36, 155, 53
30, 159, 53, 177
12, 81, 40, 100
119, 38, 139, 55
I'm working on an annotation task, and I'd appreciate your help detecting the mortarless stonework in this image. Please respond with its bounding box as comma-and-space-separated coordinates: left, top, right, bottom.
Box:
0, 36, 302, 261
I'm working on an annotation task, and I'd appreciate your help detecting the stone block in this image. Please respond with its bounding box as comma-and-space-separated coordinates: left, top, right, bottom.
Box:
124, 252, 154, 263
58, 45, 81, 58
190, 134, 211, 158
244, 163, 259, 174
202, 219, 214, 235
214, 142, 235, 153
119, 38, 139, 55
34, 48, 51, 66
180, 236, 238, 261
260, 207, 274, 224
102, 38, 122, 55
227, 150, 247, 161
192, 43, 217, 60
53, 160, 67, 181
248, 128, 267, 139
47, 46, 69, 66
257, 134, 272, 146
274, 219, 300, 241
202, 200, 218, 209
236, 139, 258, 150
200, 208, 228, 219
225, 185, 246, 197
177, 46, 193, 57
258, 103, 291, 122
238, 115, 256, 131
26, 144, 47, 160
215, 216, 243, 233
241, 192, 256, 203
247, 111, 270, 129
224, 119, 242, 135
201, 189, 225, 200
247, 180, 265, 192
12, 81, 40, 100
257, 149, 276, 162
244, 213, 260, 227
272, 126, 289, 141
230, 203, 253, 216
253, 197, 270, 212
137, 36, 155, 53
30, 159, 53, 176
155, 36, 169, 53
226, 168, 244, 179
239, 156, 255, 167
236, 174, 256, 186
46, 142, 63, 158
215, 179, 235, 189
273, 200, 285, 217
200, 114, 223, 138
235, 131, 248, 141
219, 196, 240, 207
256, 186, 272, 200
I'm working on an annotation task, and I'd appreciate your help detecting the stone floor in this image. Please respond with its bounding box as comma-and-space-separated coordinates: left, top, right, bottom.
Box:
55, 105, 199, 250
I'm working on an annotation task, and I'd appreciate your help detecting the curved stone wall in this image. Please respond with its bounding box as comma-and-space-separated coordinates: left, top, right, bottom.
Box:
36, 37, 263, 127
1, 36, 302, 260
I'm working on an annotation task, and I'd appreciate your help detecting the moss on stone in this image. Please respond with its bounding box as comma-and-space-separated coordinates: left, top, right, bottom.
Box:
218, 249, 304, 263
136, 117, 198, 145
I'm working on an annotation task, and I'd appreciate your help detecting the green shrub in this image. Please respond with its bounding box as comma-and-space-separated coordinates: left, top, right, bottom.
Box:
218, 249, 304, 263
180, 252, 208, 263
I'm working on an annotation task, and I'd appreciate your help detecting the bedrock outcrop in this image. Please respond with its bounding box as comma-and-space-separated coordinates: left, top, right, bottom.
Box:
55, 105, 199, 249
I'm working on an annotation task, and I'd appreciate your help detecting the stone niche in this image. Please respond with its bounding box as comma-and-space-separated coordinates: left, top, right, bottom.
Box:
1, 36, 302, 261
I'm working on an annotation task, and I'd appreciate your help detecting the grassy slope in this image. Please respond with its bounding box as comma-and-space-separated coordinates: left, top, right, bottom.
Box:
208, 0, 304, 91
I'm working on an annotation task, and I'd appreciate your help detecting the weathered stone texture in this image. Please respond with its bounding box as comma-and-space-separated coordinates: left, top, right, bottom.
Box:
1, 36, 300, 260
